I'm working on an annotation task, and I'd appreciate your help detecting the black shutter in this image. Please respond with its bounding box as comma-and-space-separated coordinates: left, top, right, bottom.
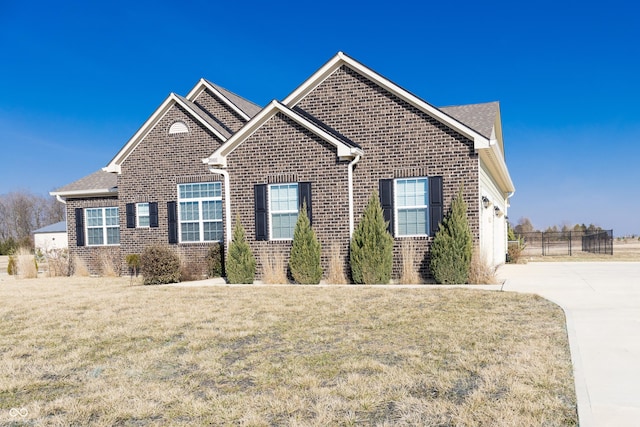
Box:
126, 203, 136, 228
379, 179, 394, 236
429, 176, 444, 236
298, 182, 312, 225
255, 184, 268, 241
149, 202, 159, 228
75, 208, 85, 247
167, 201, 178, 244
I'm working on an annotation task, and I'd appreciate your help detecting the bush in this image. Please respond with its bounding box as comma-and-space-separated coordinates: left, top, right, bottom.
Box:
140, 245, 181, 285
7, 254, 16, 275
125, 254, 141, 276
206, 242, 224, 278
350, 191, 394, 284
430, 188, 472, 284
47, 249, 70, 277
225, 221, 255, 284
507, 241, 526, 264
289, 201, 322, 284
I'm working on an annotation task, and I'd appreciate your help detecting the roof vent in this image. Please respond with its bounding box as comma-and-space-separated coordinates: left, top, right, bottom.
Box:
169, 121, 189, 135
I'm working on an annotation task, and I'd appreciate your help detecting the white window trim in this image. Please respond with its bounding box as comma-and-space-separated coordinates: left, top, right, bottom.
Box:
177, 183, 223, 243
136, 202, 150, 228
85, 207, 120, 246
394, 178, 429, 237
268, 183, 299, 241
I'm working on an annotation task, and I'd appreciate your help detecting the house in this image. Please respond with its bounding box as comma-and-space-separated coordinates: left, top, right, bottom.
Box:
33, 221, 68, 253
51, 52, 515, 280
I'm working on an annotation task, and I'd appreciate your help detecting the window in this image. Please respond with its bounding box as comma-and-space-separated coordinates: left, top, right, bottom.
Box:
269, 183, 298, 240
395, 178, 428, 236
137, 203, 150, 227
178, 182, 222, 242
85, 207, 120, 246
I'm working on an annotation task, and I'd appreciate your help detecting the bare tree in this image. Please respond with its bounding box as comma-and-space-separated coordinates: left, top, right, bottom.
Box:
514, 217, 535, 234
0, 191, 65, 245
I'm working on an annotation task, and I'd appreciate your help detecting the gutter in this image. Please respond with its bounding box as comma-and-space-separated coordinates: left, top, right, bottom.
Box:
348, 154, 361, 237
208, 168, 232, 244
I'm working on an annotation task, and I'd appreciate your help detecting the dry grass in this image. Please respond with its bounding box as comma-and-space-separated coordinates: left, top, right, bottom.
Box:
327, 242, 347, 284
16, 247, 38, 279
98, 250, 121, 277
468, 248, 498, 284
46, 249, 71, 277
72, 254, 90, 277
260, 249, 288, 284
0, 277, 576, 426
400, 240, 421, 284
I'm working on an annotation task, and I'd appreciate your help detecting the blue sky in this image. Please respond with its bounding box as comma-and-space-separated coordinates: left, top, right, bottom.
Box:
1, 0, 639, 235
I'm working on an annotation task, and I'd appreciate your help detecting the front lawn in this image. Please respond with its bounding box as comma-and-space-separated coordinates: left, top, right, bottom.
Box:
0, 277, 576, 426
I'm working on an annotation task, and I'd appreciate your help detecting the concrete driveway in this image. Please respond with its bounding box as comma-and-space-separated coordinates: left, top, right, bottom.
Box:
498, 262, 640, 427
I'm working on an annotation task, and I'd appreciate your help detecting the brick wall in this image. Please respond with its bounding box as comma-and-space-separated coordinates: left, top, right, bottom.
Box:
293, 65, 480, 279
226, 112, 352, 280
66, 196, 121, 275
117, 104, 229, 273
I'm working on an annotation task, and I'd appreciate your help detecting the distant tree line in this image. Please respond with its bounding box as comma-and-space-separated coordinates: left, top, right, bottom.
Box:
510, 217, 604, 236
0, 191, 65, 254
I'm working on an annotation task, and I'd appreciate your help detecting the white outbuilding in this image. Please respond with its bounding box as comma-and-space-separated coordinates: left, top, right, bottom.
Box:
33, 221, 68, 253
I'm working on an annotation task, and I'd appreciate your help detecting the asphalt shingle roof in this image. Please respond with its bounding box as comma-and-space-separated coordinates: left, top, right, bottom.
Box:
175, 94, 233, 140
53, 169, 117, 194
439, 101, 499, 139
204, 79, 262, 118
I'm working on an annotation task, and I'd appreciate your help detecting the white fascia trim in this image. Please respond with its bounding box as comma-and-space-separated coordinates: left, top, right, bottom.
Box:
104, 93, 228, 173
479, 144, 515, 194
283, 52, 490, 150
50, 188, 118, 198
203, 100, 362, 168
186, 78, 251, 121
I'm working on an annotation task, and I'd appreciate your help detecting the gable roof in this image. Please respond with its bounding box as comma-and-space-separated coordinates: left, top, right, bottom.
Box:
104, 93, 230, 173
283, 52, 492, 151
50, 169, 118, 198
440, 102, 499, 140
33, 221, 67, 234
203, 100, 363, 168
186, 79, 262, 120
282, 52, 514, 194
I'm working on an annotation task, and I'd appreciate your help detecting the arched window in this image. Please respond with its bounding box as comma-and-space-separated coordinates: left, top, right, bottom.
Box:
169, 121, 189, 135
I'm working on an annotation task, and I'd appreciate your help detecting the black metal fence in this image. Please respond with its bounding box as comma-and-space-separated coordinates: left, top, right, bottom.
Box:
515, 230, 613, 256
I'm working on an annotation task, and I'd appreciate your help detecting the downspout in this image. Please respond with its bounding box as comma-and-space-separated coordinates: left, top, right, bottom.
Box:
208, 168, 232, 244
348, 154, 361, 238
55, 194, 66, 205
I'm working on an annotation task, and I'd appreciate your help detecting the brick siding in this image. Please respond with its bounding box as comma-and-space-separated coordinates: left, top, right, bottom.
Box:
226, 112, 352, 280
293, 65, 479, 279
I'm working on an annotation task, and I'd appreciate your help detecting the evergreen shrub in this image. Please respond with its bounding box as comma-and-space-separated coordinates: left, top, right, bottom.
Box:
289, 201, 322, 284
350, 191, 394, 284
430, 188, 472, 284
206, 242, 224, 278
226, 221, 255, 284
